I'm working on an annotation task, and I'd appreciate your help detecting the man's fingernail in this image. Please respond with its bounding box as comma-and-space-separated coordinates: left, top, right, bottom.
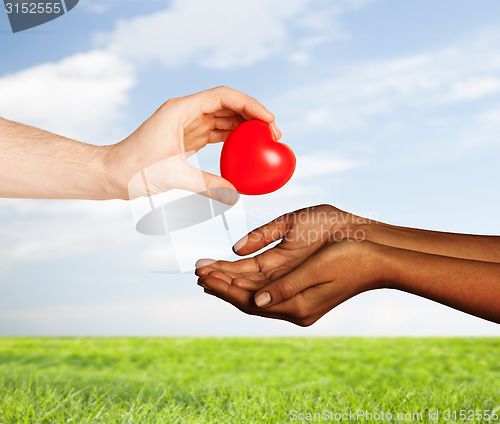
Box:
271, 122, 281, 140
216, 188, 239, 205
255, 292, 271, 307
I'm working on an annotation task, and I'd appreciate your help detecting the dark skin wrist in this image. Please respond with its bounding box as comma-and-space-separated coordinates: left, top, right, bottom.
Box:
384, 247, 500, 323
360, 219, 500, 262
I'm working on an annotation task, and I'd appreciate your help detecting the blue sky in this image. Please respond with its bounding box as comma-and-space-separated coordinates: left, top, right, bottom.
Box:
1, 0, 500, 336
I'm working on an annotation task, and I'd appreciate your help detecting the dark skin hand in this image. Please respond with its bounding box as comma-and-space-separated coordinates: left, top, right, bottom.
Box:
195, 205, 384, 326
196, 205, 500, 326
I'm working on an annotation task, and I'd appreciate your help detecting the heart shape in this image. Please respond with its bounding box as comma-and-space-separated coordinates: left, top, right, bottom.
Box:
220, 120, 296, 195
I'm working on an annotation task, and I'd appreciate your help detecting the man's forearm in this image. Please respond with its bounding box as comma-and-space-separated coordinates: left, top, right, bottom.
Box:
361, 220, 500, 263
0, 118, 115, 200
382, 245, 500, 323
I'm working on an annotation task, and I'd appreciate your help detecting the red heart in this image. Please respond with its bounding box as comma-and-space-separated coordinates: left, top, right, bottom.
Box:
220, 120, 296, 195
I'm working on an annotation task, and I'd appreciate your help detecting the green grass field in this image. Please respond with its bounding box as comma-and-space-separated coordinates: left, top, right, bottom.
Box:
0, 338, 499, 423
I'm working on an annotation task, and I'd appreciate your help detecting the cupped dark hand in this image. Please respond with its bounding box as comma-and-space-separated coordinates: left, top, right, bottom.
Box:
195, 205, 381, 326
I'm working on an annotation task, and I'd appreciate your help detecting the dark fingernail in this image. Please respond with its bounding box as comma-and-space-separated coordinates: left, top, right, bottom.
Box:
195, 258, 216, 268
255, 292, 271, 307
233, 236, 248, 253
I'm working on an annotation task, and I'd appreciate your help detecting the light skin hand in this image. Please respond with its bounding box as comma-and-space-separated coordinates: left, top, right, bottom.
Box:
0, 86, 280, 203
106, 86, 281, 204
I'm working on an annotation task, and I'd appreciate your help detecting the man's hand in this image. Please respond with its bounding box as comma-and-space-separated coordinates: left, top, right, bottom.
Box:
106, 86, 280, 204
0, 86, 279, 202
195, 205, 384, 326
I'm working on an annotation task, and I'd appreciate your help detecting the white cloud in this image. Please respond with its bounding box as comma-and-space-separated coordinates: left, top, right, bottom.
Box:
1, 290, 499, 336
293, 152, 359, 180
0, 50, 135, 143
79, 0, 143, 15
444, 76, 500, 102
277, 30, 500, 157
461, 103, 500, 148
289, 51, 310, 66
0, 0, 369, 145
0, 192, 250, 273
0, 199, 135, 264
100, 0, 360, 70
478, 105, 500, 124
307, 291, 500, 336
82, 3, 107, 15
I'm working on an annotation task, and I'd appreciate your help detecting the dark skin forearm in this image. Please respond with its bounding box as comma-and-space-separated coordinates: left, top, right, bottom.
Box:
384, 246, 500, 323
356, 218, 500, 263
291, 205, 500, 262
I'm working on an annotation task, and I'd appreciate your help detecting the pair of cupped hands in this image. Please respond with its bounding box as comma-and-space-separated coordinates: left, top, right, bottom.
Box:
195, 205, 380, 327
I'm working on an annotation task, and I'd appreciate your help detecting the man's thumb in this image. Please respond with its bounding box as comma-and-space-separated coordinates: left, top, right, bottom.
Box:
176, 163, 239, 205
